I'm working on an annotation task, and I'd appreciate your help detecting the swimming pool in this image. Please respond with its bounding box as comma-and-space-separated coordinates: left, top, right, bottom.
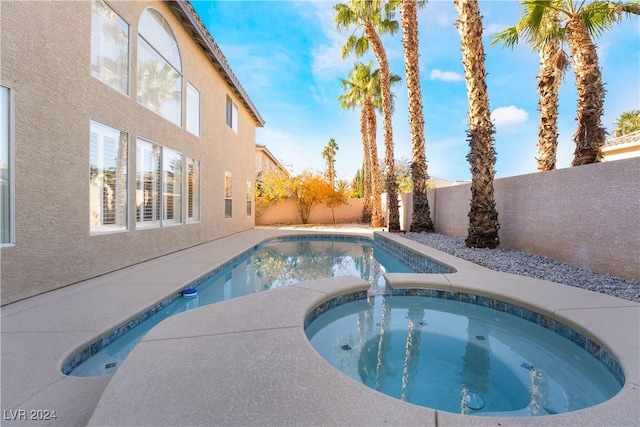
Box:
305, 291, 624, 416
81, 230, 638, 426
66, 235, 451, 377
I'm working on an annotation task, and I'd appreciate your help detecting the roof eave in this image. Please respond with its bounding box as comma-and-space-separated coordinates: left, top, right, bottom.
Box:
256, 144, 289, 175
166, 0, 265, 127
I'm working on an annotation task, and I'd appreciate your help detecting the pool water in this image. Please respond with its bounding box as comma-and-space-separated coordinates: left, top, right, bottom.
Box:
69, 238, 417, 376
305, 295, 622, 416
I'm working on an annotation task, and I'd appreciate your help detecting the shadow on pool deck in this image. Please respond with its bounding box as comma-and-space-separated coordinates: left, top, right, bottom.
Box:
1, 227, 638, 426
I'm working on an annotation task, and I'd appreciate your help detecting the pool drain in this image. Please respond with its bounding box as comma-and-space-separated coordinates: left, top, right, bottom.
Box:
462, 390, 485, 410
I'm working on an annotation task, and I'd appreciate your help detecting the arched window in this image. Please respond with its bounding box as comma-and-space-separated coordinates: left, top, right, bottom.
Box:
137, 8, 182, 126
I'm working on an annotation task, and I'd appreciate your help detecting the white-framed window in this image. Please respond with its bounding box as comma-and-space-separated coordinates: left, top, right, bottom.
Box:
246, 181, 252, 216
224, 171, 232, 218
90, 120, 128, 234
136, 139, 183, 228
91, 0, 129, 95
226, 95, 238, 132
163, 148, 182, 225
1, 85, 14, 245
136, 139, 161, 228
186, 82, 200, 137
137, 8, 182, 126
187, 158, 200, 222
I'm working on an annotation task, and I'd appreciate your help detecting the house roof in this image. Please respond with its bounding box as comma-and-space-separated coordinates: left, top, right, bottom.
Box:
256, 144, 289, 175
603, 130, 640, 148
165, 0, 265, 127
428, 176, 468, 188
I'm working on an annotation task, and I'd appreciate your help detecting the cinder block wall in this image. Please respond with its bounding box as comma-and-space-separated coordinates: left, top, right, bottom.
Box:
256, 198, 365, 225
424, 158, 640, 281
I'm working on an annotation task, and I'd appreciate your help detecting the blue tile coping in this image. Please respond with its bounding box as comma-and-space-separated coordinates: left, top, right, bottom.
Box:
374, 233, 455, 274
303, 288, 625, 387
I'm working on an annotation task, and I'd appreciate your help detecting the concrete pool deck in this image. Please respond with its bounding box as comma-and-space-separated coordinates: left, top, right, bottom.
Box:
1, 228, 638, 426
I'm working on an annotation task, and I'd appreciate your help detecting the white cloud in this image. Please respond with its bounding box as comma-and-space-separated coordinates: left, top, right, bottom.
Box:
306, 1, 377, 82
491, 105, 529, 127
484, 22, 507, 37
303, 2, 349, 82
218, 44, 296, 95
434, 10, 457, 28
312, 39, 352, 82
419, 1, 457, 28
256, 126, 319, 174
430, 69, 464, 82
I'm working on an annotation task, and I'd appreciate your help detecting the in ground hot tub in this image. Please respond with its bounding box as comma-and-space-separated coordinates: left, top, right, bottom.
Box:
305, 290, 624, 416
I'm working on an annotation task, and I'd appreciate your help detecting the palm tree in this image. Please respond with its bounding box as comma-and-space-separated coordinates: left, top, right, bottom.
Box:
339, 63, 384, 227
339, 62, 401, 228
396, 0, 434, 232
322, 138, 339, 189
613, 110, 640, 137
454, 0, 500, 249
533, 11, 569, 171
499, 0, 640, 166
335, 0, 402, 231
493, 7, 569, 172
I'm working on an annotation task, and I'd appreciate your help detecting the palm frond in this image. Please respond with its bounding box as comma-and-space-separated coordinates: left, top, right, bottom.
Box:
523, 1, 548, 38
355, 36, 369, 57
334, 3, 356, 31
342, 34, 358, 59
389, 74, 402, 84
581, 1, 619, 37
621, 2, 640, 16
379, 18, 399, 35
551, 45, 571, 73
385, 0, 401, 17
525, 0, 567, 18
491, 26, 521, 48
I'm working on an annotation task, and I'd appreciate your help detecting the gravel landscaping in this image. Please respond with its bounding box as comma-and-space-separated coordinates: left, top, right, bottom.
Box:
403, 232, 640, 303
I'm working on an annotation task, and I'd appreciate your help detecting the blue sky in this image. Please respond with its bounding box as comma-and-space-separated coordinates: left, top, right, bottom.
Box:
192, 0, 640, 182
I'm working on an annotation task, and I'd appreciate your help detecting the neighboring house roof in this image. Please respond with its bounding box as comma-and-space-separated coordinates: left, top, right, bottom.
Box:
603, 130, 640, 148
256, 144, 289, 175
602, 130, 640, 161
428, 176, 468, 188
165, 0, 265, 127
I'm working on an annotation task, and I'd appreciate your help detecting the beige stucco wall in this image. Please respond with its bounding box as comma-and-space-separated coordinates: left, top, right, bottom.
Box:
422, 158, 640, 281
1, 1, 259, 305
256, 198, 365, 225
255, 150, 276, 174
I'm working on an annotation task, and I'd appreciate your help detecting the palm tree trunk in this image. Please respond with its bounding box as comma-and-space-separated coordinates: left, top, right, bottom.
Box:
536, 41, 563, 171
566, 15, 606, 166
365, 98, 384, 227
365, 21, 400, 231
454, 0, 500, 249
401, 0, 434, 232
361, 108, 372, 224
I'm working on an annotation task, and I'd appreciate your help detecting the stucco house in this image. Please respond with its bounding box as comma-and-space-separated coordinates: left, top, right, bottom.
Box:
255, 144, 288, 177
0, 0, 264, 305
602, 130, 640, 161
